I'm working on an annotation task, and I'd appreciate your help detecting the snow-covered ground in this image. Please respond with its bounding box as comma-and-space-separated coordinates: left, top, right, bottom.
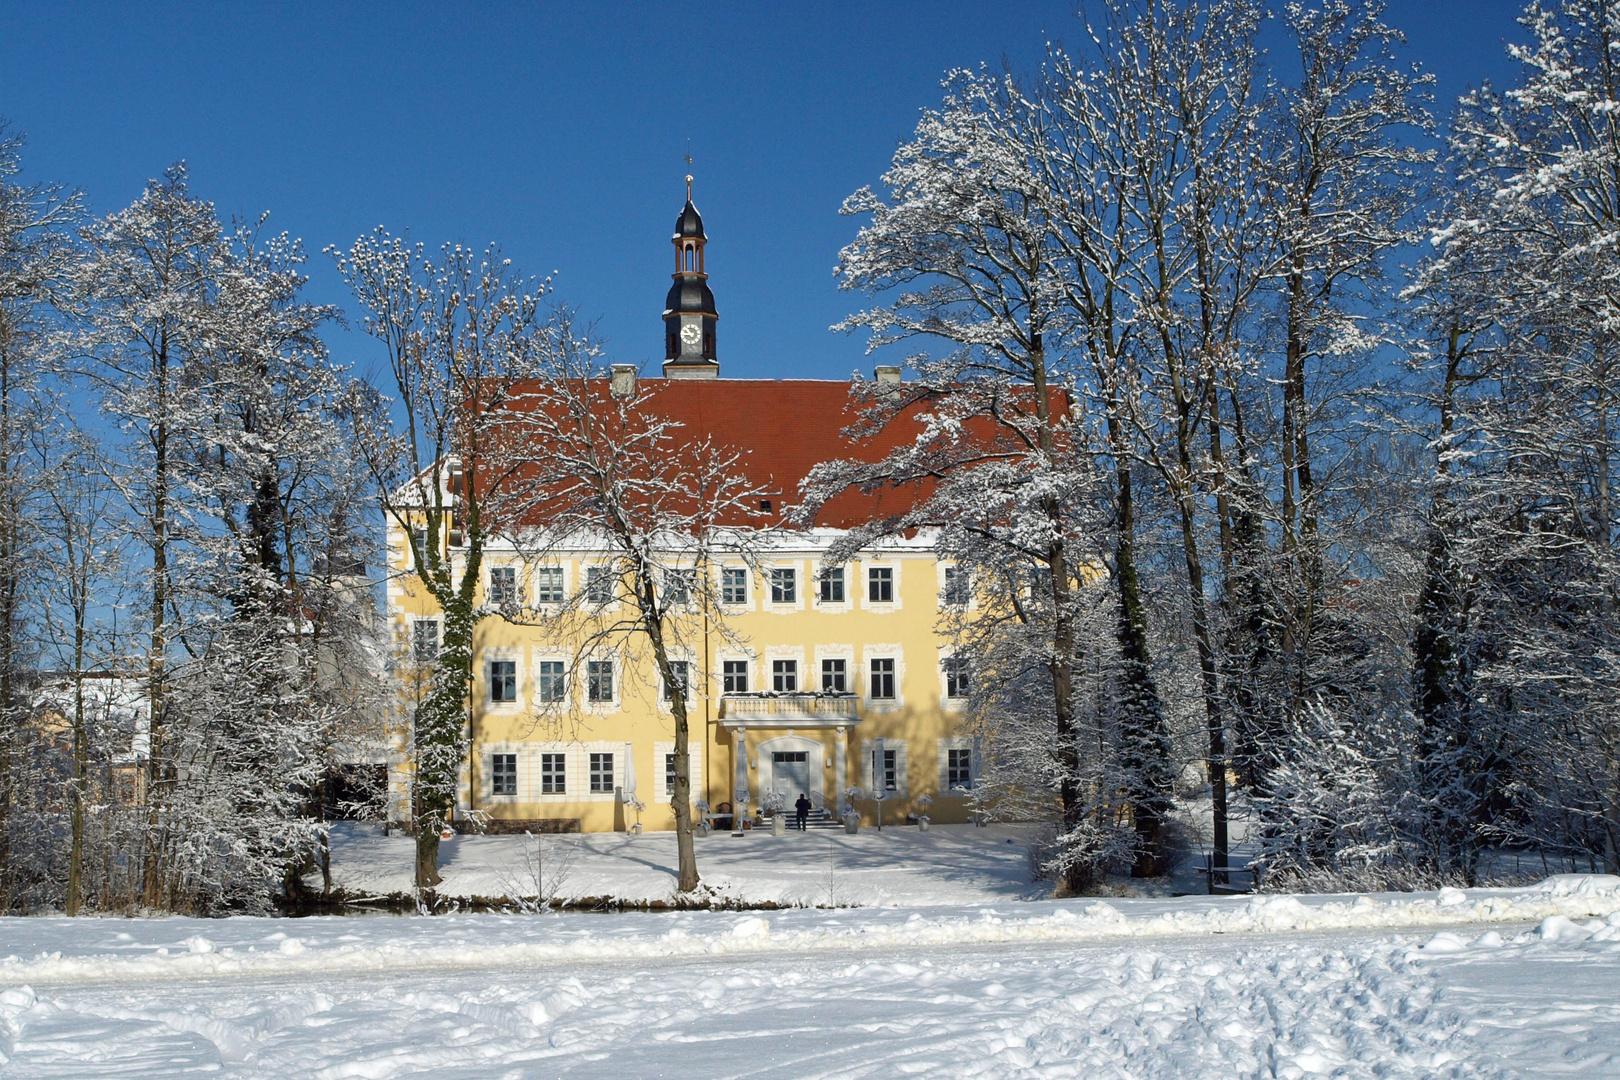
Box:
0, 875, 1617, 1077
326, 821, 1055, 907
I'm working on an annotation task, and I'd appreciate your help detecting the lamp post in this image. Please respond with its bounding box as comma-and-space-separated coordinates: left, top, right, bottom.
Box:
870, 738, 885, 832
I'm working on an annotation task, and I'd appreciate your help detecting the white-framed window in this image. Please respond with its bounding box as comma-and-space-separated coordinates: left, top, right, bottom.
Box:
491, 752, 518, 796
869, 657, 896, 700
482, 743, 627, 802
489, 659, 518, 703
663, 660, 690, 701
868, 566, 894, 604
772, 659, 798, 692
488, 566, 517, 606
480, 741, 533, 801
655, 740, 703, 802
589, 752, 615, 794
862, 739, 908, 797
863, 645, 904, 709
586, 565, 614, 607
943, 655, 971, 699
540, 752, 566, 795
769, 566, 796, 604
942, 565, 970, 607
535, 566, 565, 604
410, 617, 439, 662
587, 659, 615, 703
821, 657, 847, 693
535, 659, 567, 703
410, 528, 429, 567
818, 565, 845, 603
721, 566, 749, 606
663, 569, 693, 609
938, 737, 978, 793
723, 659, 749, 693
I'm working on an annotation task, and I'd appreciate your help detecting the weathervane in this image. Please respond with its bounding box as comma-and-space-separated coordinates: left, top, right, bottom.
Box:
685, 140, 693, 200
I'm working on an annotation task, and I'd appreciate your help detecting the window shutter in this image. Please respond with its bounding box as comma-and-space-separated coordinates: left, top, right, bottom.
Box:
862, 739, 878, 795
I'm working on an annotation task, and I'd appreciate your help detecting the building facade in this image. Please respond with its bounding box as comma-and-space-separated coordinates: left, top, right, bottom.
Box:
384, 189, 979, 832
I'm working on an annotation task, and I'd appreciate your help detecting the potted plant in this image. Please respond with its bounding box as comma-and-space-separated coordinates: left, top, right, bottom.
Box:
914, 794, 933, 832
842, 786, 863, 834
763, 792, 787, 835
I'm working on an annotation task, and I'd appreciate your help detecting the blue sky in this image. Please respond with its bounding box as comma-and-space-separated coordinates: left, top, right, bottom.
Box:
1, 1, 1530, 384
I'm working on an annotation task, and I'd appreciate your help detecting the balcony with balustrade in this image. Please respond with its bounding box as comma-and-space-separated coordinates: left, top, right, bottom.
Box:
717, 692, 861, 730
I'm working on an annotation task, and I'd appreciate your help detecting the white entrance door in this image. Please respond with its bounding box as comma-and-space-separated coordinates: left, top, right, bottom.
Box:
771, 751, 810, 806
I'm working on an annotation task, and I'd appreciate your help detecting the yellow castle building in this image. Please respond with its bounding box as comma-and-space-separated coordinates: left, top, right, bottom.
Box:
384, 191, 979, 833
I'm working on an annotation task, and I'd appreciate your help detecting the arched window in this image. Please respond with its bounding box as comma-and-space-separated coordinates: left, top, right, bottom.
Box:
684, 246, 694, 273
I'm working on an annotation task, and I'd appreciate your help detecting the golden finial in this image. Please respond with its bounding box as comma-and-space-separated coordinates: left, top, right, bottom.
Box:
685, 174, 693, 201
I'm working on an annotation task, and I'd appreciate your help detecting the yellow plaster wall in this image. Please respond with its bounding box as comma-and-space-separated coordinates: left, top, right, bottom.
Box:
386, 527, 977, 832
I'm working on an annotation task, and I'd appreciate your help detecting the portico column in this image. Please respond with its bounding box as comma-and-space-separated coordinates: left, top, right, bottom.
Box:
834, 728, 847, 808
733, 728, 749, 807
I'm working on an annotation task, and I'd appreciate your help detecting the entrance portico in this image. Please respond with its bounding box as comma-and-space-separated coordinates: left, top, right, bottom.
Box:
720, 693, 861, 817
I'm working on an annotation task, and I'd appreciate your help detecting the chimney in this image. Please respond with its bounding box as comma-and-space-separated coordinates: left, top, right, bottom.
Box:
610, 364, 638, 399
874, 365, 902, 386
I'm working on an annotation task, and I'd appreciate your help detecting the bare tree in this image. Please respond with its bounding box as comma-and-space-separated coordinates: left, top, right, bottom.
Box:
1420, 0, 1620, 873
497, 320, 767, 894
0, 123, 79, 904
333, 232, 549, 889
36, 427, 121, 915
1257, 0, 1432, 736
1041, 0, 1270, 876
73, 163, 224, 907
823, 66, 1177, 889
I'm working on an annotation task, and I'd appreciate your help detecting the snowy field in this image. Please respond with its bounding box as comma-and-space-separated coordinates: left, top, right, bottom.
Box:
0, 875, 1616, 1077
325, 822, 1056, 907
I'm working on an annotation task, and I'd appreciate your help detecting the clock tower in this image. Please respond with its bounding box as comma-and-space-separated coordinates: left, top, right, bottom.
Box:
662, 176, 719, 379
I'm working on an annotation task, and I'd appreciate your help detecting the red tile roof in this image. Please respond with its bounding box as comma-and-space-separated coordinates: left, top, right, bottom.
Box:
607, 378, 924, 528
495, 376, 1065, 530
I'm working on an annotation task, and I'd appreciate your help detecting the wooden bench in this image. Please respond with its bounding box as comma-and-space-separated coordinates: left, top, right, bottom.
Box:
1197, 864, 1263, 895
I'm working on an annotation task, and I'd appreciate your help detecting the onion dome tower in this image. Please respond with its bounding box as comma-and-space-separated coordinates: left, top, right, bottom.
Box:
662, 175, 719, 379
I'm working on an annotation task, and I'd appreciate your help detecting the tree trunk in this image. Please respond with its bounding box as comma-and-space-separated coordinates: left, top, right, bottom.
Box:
1108, 407, 1170, 877
414, 825, 442, 890
1411, 321, 1480, 877
66, 623, 87, 916
1027, 339, 1089, 897
142, 340, 171, 909
0, 360, 17, 912
320, 828, 332, 901
1048, 525, 1084, 897
643, 574, 700, 893
1163, 352, 1228, 875
1284, 263, 1321, 721
409, 515, 479, 891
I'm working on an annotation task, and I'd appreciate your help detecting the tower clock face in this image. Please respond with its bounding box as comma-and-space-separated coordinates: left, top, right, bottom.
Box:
680, 323, 702, 346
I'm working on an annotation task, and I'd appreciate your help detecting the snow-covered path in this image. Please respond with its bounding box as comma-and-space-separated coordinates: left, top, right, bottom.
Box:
0, 878, 1617, 1078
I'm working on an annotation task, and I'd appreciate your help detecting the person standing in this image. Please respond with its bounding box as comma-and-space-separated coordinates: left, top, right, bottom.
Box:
794, 793, 812, 831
